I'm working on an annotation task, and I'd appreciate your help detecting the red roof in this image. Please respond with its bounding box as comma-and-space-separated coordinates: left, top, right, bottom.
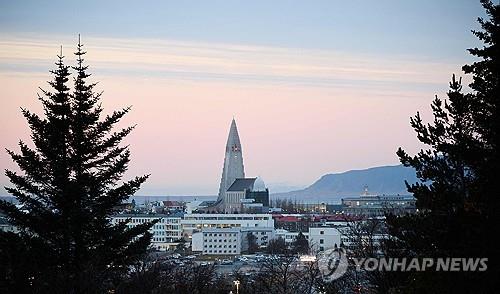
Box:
273, 215, 300, 222
272, 213, 363, 222
163, 200, 183, 207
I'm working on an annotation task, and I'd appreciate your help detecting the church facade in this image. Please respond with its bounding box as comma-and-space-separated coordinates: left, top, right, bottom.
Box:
202, 119, 269, 213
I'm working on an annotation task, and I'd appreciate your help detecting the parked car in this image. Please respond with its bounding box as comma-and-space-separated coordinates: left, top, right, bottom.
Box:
220, 259, 233, 265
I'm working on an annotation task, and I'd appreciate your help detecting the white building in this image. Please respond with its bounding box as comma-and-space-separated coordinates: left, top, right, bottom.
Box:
181, 213, 274, 239
308, 227, 341, 252
274, 227, 341, 253
192, 226, 274, 255
197, 228, 242, 255
241, 227, 274, 249
275, 229, 304, 245
111, 213, 183, 251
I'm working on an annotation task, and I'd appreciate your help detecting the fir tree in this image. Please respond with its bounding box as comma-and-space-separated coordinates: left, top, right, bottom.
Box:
0, 39, 154, 293
291, 231, 309, 255
387, 1, 499, 292
246, 232, 259, 254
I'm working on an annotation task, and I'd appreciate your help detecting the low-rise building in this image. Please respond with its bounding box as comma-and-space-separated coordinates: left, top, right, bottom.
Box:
192, 226, 274, 255
111, 213, 183, 251
274, 227, 341, 253
342, 195, 416, 216
181, 213, 274, 239
308, 227, 341, 252
220, 177, 269, 213
241, 227, 274, 249
275, 229, 304, 245
197, 228, 242, 255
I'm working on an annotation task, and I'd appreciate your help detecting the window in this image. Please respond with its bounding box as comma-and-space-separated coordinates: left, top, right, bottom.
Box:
320, 239, 324, 244
320, 231, 324, 235
319, 246, 324, 251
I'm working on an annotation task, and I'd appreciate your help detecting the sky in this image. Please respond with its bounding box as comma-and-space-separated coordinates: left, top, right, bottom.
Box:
0, 0, 487, 195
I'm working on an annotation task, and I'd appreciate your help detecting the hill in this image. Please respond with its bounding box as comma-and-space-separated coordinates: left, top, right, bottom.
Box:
272, 165, 417, 202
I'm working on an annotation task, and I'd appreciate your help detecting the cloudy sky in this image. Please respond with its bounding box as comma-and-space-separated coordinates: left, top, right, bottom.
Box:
0, 0, 486, 195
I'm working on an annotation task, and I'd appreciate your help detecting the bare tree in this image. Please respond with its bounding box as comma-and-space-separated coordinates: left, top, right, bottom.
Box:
253, 255, 300, 294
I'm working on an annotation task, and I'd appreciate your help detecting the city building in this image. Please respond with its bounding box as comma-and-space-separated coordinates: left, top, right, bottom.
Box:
275, 229, 304, 245
274, 227, 341, 253
111, 213, 183, 251
273, 214, 313, 232
342, 194, 416, 216
241, 227, 275, 250
162, 200, 185, 212
192, 226, 275, 255
223, 177, 269, 213
201, 119, 269, 213
193, 228, 242, 255
217, 118, 245, 203
308, 227, 341, 252
181, 213, 274, 239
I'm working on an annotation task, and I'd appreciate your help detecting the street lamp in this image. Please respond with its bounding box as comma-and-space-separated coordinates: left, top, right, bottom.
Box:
233, 280, 240, 294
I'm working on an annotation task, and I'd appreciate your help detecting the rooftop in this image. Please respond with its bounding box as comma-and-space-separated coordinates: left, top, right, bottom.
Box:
227, 178, 257, 192
112, 212, 184, 218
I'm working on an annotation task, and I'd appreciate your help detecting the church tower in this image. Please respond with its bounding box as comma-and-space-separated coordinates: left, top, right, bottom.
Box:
217, 118, 245, 201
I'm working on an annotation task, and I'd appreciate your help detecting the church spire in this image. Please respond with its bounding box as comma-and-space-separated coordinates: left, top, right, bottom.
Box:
217, 118, 245, 201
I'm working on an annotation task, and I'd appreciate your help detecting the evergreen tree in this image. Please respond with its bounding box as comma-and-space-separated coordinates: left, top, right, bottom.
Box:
291, 232, 309, 255
246, 232, 259, 254
387, 1, 499, 292
0, 39, 154, 293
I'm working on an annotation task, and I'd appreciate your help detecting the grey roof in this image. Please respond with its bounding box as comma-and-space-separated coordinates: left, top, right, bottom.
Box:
200, 200, 216, 206
227, 178, 257, 192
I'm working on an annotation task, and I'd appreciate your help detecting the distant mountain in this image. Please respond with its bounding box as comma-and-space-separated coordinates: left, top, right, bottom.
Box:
272, 165, 417, 202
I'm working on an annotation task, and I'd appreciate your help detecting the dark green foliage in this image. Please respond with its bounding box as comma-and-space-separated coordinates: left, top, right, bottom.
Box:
246, 232, 259, 254
0, 39, 154, 293
266, 237, 289, 255
291, 231, 309, 255
388, 1, 500, 292
175, 238, 189, 255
